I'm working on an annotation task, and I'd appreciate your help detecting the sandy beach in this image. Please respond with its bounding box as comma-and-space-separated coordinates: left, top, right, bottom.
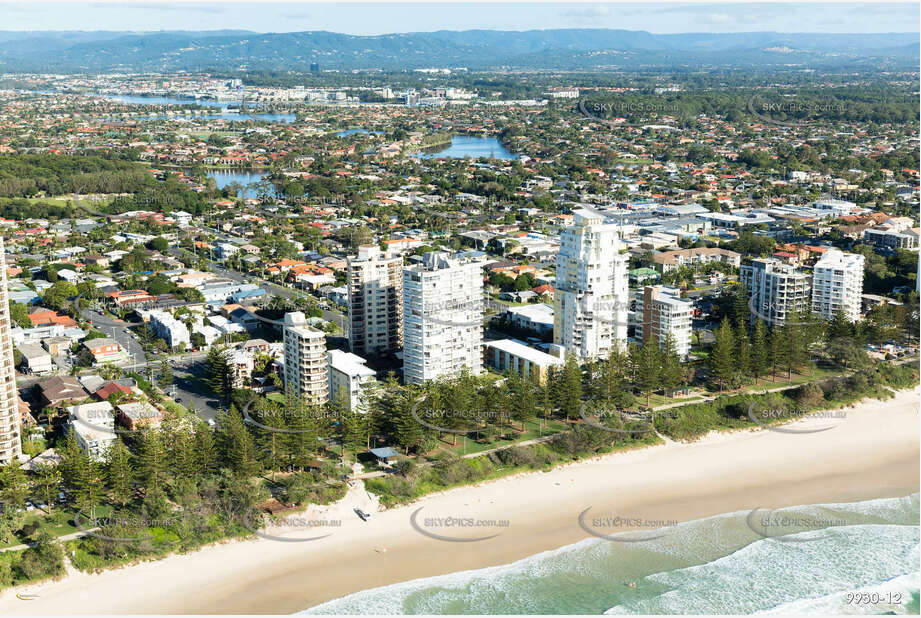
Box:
2, 387, 918, 615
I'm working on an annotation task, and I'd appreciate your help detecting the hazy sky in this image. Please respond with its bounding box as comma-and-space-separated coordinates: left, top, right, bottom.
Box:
1, 2, 918, 34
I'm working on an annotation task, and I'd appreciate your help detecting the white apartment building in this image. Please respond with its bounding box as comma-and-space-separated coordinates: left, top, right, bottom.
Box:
484, 339, 563, 384
0, 235, 21, 464
812, 249, 865, 322
147, 310, 191, 350
402, 252, 483, 386
348, 245, 403, 357
741, 258, 811, 326
505, 303, 554, 336
17, 343, 53, 375
328, 349, 376, 412
67, 401, 116, 461
283, 312, 328, 405
642, 286, 693, 359
553, 208, 629, 359
229, 348, 255, 388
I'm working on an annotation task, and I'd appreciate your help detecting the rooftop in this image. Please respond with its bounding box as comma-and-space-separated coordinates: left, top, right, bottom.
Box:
486, 338, 564, 366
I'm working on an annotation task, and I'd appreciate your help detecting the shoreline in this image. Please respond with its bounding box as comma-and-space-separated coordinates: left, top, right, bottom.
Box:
2, 387, 918, 615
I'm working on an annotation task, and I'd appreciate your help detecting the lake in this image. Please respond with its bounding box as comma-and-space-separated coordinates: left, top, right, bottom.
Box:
206, 169, 271, 198
414, 135, 518, 160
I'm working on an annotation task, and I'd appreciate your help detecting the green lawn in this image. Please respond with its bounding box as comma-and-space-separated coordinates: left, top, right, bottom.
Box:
266, 392, 287, 404
0, 504, 118, 548
645, 392, 706, 407
706, 365, 844, 397
425, 417, 571, 458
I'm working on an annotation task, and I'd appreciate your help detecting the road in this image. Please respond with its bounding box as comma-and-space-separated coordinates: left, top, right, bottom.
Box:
79, 307, 149, 369
168, 353, 222, 421
79, 302, 223, 419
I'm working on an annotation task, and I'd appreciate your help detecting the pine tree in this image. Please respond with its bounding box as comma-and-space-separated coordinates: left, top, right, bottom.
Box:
216, 405, 258, 474
327, 389, 350, 459
104, 438, 134, 506
732, 283, 750, 327
393, 390, 426, 452
31, 463, 61, 513
193, 423, 217, 475
341, 409, 367, 452
56, 428, 83, 485
626, 342, 641, 385
558, 355, 583, 419
827, 309, 853, 342
596, 348, 627, 406
157, 356, 173, 388
510, 371, 538, 431
659, 334, 684, 398
0, 459, 30, 511
780, 310, 807, 380
58, 429, 102, 515
450, 370, 479, 434
751, 318, 769, 381
137, 427, 167, 493
710, 318, 735, 392
283, 398, 322, 469
536, 368, 554, 422
205, 345, 233, 401
162, 415, 196, 479
255, 401, 288, 475
736, 326, 752, 382
768, 325, 781, 382
636, 338, 661, 405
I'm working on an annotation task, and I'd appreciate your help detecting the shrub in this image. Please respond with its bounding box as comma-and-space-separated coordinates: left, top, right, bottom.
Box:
16, 531, 64, 581
393, 459, 416, 477
796, 383, 824, 408
495, 446, 539, 468
822, 378, 848, 401
846, 373, 869, 394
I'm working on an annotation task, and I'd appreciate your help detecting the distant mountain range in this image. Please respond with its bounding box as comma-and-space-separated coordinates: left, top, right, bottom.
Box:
0, 29, 916, 72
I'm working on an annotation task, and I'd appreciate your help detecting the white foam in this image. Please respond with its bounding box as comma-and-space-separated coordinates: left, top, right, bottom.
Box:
301, 494, 920, 615
605, 525, 919, 615
757, 571, 920, 615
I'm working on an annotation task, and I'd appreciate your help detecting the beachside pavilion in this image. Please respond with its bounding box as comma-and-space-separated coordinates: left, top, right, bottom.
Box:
369, 447, 400, 465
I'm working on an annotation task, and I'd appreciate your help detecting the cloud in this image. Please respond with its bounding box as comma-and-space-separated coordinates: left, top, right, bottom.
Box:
90, 2, 226, 14
3, 3, 46, 13
701, 13, 737, 25
561, 4, 611, 22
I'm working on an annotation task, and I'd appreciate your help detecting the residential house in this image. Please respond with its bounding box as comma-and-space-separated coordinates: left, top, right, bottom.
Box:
83, 337, 127, 364
116, 401, 163, 431
36, 376, 88, 408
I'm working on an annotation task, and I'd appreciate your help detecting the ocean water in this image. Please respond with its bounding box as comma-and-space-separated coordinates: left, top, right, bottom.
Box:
302, 494, 920, 615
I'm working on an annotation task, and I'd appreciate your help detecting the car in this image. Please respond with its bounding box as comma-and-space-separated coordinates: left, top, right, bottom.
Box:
354, 508, 370, 521
207, 419, 216, 427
